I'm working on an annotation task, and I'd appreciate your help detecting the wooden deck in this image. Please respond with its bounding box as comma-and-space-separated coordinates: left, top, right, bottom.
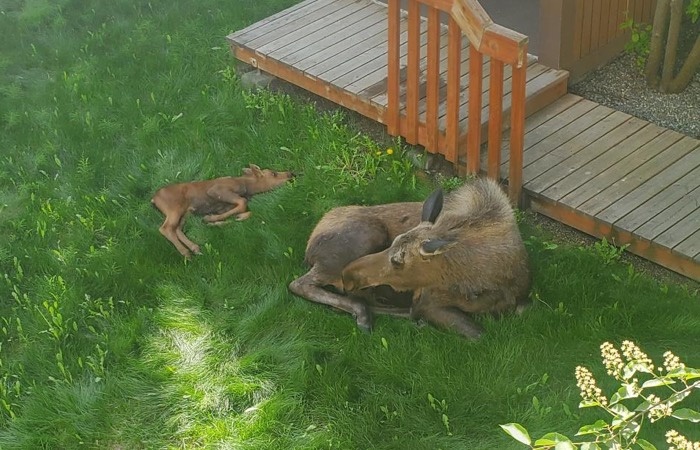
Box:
226, 0, 699, 280
496, 94, 700, 281
227, 0, 568, 146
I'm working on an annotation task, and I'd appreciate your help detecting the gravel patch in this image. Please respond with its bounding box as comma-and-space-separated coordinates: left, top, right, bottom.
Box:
569, 53, 700, 139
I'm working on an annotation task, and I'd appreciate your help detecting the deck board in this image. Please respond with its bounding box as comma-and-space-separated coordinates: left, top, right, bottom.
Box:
655, 207, 700, 249
228, 0, 699, 280
524, 109, 638, 185
591, 140, 700, 219
521, 99, 700, 279
617, 165, 700, 234
675, 229, 700, 261
539, 121, 665, 201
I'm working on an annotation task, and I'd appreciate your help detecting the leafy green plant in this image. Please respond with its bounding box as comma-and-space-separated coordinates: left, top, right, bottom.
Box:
620, 18, 653, 68
502, 341, 700, 450
592, 237, 629, 266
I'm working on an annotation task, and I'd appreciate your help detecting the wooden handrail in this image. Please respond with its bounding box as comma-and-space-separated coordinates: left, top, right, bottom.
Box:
385, 0, 529, 205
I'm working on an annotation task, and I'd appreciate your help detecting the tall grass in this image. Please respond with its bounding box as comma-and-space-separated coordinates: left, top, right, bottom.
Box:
0, 0, 698, 448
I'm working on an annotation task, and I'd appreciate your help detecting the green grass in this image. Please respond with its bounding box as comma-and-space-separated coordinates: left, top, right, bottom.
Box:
0, 0, 699, 448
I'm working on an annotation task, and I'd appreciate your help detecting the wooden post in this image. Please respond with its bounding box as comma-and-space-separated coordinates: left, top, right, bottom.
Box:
538, 0, 577, 70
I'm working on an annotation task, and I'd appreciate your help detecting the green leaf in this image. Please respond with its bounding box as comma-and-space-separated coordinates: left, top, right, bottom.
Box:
636, 439, 658, 450
534, 432, 572, 447
610, 403, 633, 420
641, 378, 674, 388
579, 399, 601, 408
610, 383, 639, 405
576, 419, 608, 436
666, 367, 700, 380
634, 400, 651, 412
580, 443, 602, 450
500, 423, 531, 446
671, 408, 700, 422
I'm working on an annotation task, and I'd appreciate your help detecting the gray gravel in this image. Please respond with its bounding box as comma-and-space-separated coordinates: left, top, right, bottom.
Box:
569, 53, 700, 139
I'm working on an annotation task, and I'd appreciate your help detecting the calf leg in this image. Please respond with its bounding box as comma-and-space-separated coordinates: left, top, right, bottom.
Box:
159, 214, 197, 257
289, 269, 373, 332
203, 201, 248, 224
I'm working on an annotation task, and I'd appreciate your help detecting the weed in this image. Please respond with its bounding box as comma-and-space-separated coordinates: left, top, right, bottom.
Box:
620, 18, 653, 68
591, 237, 629, 265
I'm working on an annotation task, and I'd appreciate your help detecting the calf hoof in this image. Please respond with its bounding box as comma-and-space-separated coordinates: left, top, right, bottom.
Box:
235, 212, 252, 221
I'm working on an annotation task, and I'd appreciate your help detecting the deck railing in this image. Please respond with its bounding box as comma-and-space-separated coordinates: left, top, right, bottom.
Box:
385, 0, 528, 205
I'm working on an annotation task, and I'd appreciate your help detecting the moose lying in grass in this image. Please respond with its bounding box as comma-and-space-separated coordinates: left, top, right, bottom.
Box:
289, 177, 530, 339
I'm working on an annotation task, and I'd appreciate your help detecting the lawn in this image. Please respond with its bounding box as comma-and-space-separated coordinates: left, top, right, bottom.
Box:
0, 0, 699, 448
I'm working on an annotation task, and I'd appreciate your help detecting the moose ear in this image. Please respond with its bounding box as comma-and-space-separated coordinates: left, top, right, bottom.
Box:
421, 188, 444, 223
419, 238, 456, 256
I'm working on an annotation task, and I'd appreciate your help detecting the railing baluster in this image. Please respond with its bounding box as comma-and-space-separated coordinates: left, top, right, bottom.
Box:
387, 0, 400, 135
384, 0, 528, 204
426, 6, 441, 153
487, 58, 504, 179
406, 0, 420, 143
466, 43, 482, 174
509, 63, 526, 205
445, 16, 461, 163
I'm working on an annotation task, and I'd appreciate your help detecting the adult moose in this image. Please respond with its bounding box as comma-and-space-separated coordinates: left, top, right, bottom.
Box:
289, 177, 530, 339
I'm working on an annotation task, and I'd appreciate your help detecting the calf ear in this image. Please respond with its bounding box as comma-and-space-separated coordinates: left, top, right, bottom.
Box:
249, 164, 263, 177
421, 188, 444, 223
419, 238, 455, 256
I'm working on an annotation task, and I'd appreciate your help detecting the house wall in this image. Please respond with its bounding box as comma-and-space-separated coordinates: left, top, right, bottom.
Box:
539, 0, 656, 82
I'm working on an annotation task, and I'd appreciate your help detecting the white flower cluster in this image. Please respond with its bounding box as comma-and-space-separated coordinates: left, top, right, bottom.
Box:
646, 394, 672, 422
575, 365, 607, 406
600, 341, 625, 379
663, 351, 686, 372
666, 429, 700, 450
620, 340, 654, 371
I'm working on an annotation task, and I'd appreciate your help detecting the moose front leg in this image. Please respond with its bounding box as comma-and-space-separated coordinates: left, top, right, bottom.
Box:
411, 290, 484, 339
289, 269, 373, 332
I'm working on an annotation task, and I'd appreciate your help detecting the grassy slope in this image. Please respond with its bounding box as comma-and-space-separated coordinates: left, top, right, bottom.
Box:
0, 0, 698, 448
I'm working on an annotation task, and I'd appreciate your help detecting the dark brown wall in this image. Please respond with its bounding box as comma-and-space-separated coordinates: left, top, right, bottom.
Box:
539, 0, 656, 82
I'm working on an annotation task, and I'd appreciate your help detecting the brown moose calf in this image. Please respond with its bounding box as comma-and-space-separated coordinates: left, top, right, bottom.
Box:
290, 177, 530, 339
152, 164, 294, 257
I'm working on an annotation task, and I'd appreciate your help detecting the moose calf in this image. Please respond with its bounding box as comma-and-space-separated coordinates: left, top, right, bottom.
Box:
290, 177, 530, 339
152, 164, 294, 257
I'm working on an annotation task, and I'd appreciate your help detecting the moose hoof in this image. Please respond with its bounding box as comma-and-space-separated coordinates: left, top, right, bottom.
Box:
354, 309, 373, 333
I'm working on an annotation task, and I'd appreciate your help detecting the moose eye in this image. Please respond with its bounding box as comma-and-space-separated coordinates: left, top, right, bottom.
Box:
390, 254, 403, 268
272, 171, 278, 177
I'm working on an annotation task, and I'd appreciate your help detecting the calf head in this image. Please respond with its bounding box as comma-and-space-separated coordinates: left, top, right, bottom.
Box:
242, 164, 295, 195
342, 188, 454, 293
